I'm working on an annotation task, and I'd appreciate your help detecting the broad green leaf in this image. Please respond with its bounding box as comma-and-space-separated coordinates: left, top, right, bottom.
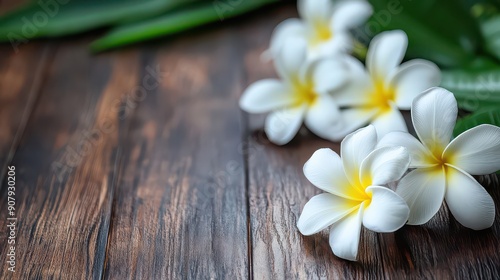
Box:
453, 107, 500, 136
0, 0, 202, 42
480, 15, 500, 62
441, 65, 500, 111
90, 0, 278, 52
366, 0, 482, 68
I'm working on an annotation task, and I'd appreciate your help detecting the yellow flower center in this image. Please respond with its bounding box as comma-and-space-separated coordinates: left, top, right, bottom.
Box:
368, 79, 395, 113
422, 165, 446, 181
344, 170, 373, 207
436, 154, 447, 167
309, 20, 333, 47
292, 80, 318, 106
349, 187, 372, 207
422, 143, 453, 168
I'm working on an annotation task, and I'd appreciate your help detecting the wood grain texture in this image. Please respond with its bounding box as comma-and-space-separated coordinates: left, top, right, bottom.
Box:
0, 44, 49, 176
378, 179, 500, 279
0, 38, 141, 279
102, 30, 249, 279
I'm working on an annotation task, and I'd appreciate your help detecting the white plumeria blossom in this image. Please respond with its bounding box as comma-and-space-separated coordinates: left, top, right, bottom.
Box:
334, 30, 441, 139
267, 0, 373, 60
240, 38, 349, 145
297, 125, 410, 261
378, 87, 500, 230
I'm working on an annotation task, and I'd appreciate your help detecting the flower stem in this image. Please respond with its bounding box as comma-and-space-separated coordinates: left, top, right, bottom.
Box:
352, 39, 368, 61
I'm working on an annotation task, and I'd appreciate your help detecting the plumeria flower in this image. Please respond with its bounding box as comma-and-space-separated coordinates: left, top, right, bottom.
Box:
240, 38, 349, 145
266, 0, 373, 61
333, 30, 441, 139
297, 125, 410, 261
378, 87, 500, 230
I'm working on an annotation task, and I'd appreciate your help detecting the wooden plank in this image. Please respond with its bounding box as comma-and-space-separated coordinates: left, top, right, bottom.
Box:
102, 28, 249, 278
0, 43, 49, 176
378, 175, 500, 278
0, 38, 140, 279
241, 5, 386, 279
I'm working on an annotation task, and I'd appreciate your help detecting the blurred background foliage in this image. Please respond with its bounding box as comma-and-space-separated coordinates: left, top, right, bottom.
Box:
0, 0, 282, 50
0, 0, 499, 135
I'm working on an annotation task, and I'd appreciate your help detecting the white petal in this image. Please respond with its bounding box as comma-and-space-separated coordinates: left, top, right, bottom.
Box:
311, 58, 348, 94
367, 30, 408, 82
329, 108, 378, 142
309, 30, 353, 59
274, 37, 308, 82
305, 95, 343, 140
297, 193, 359, 235
269, 18, 307, 58
396, 167, 446, 225
331, 0, 373, 31
335, 56, 372, 107
329, 203, 364, 261
239, 79, 293, 113
444, 124, 500, 175
391, 59, 441, 110
303, 148, 363, 200
377, 131, 437, 168
370, 106, 408, 138
298, 0, 334, 23
363, 186, 409, 232
445, 166, 495, 230
265, 105, 306, 145
360, 146, 410, 186
411, 87, 457, 156
341, 125, 377, 186
343, 55, 371, 81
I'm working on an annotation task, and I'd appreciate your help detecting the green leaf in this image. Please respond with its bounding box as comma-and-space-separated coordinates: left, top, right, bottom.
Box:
90, 0, 278, 52
366, 0, 482, 68
441, 65, 500, 111
453, 108, 500, 136
0, 0, 202, 41
480, 15, 500, 62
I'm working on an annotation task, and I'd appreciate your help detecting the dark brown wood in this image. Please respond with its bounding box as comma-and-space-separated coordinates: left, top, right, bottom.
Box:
0, 44, 49, 176
0, 38, 141, 279
378, 181, 500, 279
102, 29, 249, 279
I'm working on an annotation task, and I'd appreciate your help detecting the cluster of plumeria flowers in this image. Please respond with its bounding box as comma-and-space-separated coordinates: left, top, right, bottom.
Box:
239, 0, 500, 261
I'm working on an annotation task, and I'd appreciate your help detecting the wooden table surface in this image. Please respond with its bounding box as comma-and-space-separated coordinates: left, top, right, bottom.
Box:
0, 3, 499, 279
